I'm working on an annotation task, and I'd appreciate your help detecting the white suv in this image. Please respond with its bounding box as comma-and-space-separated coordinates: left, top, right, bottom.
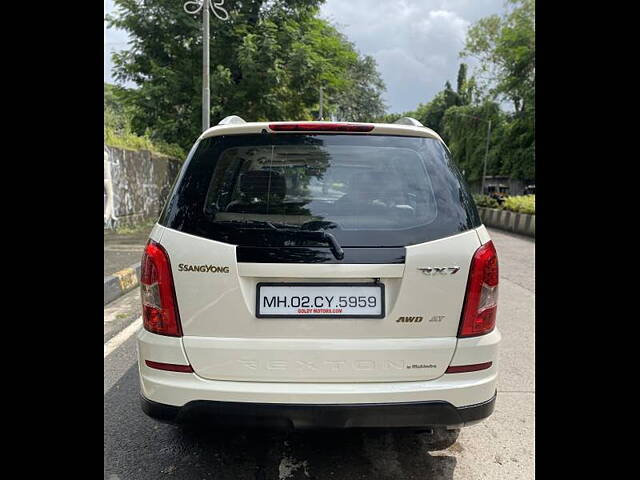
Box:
137, 117, 499, 442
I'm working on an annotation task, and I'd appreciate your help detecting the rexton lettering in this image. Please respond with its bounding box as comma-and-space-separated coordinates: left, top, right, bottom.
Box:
177, 263, 229, 273
230, 359, 422, 371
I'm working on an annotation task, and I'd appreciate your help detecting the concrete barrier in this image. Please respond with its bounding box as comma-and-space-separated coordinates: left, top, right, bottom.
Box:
104, 263, 141, 305
478, 207, 535, 237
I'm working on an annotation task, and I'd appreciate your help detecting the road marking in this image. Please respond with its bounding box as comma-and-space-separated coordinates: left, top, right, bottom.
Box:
104, 317, 142, 358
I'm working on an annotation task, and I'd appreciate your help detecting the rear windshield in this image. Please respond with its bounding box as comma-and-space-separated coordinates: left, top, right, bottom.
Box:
159, 134, 479, 247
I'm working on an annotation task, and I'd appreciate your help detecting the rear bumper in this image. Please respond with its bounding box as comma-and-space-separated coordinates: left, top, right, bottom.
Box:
137, 328, 500, 407
140, 391, 496, 430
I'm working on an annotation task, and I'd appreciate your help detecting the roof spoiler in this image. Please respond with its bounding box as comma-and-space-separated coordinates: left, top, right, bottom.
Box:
393, 117, 424, 127
218, 115, 247, 125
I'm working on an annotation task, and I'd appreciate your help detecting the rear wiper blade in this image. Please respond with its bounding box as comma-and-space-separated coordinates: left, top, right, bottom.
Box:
217, 220, 344, 260
267, 224, 344, 261
317, 230, 344, 261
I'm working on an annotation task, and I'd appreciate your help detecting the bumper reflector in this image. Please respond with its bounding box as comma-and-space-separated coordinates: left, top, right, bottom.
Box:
145, 360, 194, 373
445, 361, 492, 374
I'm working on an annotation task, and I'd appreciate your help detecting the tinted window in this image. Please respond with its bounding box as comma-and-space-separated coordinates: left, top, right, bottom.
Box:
160, 134, 480, 247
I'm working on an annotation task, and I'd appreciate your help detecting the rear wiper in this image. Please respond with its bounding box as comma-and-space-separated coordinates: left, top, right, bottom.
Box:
317, 230, 345, 260
265, 222, 344, 261
216, 220, 344, 260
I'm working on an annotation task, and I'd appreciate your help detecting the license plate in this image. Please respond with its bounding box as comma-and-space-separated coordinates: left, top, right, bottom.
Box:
256, 283, 385, 318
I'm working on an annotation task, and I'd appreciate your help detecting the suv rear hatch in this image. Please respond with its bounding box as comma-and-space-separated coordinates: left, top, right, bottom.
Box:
157, 125, 482, 383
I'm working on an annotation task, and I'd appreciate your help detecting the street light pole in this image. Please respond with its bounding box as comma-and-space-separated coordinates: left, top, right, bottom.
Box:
450, 112, 492, 194
184, 1, 230, 132
481, 119, 491, 195
202, 3, 210, 131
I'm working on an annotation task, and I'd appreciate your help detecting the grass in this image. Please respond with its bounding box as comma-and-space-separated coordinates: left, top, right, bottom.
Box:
105, 127, 186, 160
502, 195, 535, 214
474, 194, 535, 214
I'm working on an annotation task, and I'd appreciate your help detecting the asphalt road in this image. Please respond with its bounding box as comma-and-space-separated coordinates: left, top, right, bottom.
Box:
104, 228, 534, 479
104, 229, 151, 276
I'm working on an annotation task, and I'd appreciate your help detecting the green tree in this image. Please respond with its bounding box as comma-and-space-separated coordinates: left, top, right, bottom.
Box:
408, 74, 469, 137
106, 0, 385, 151
456, 63, 467, 95
104, 82, 186, 159
461, 0, 534, 113
455, 63, 479, 105
460, 0, 534, 181
412, 93, 448, 133
442, 102, 505, 182
331, 54, 387, 121
104, 83, 130, 134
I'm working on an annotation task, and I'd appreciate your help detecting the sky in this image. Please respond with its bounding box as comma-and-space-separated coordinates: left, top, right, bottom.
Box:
104, 0, 507, 114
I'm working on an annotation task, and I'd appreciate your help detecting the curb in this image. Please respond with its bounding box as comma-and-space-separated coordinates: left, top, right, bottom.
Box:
104, 263, 141, 305
478, 207, 535, 238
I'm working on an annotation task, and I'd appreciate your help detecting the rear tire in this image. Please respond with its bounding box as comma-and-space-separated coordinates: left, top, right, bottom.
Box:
418, 427, 460, 451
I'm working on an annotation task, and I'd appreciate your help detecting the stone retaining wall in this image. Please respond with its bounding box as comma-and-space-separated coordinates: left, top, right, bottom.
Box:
104, 146, 181, 229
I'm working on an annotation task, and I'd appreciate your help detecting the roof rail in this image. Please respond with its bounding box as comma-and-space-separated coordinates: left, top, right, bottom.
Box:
218, 115, 247, 125
393, 117, 424, 127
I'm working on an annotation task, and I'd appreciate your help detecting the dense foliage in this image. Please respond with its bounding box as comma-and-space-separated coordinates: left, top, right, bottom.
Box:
461, 0, 534, 182
379, 0, 534, 184
502, 195, 535, 214
104, 83, 186, 159
474, 194, 535, 214
106, 0, 386, 152
473, 194, 500, 209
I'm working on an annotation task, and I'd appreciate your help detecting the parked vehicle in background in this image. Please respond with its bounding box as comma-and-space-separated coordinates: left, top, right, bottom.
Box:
137, 116, 500, 449
484, 184, 508, 205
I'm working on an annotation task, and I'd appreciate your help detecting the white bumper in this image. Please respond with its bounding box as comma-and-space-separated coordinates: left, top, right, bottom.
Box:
137, 328, 500, 408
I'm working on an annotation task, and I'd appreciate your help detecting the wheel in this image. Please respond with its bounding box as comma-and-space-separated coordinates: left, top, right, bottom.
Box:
418, 427, 460, 451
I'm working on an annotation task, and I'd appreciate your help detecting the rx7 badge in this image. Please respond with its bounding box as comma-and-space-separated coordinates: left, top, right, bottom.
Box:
418, 266, 460, 275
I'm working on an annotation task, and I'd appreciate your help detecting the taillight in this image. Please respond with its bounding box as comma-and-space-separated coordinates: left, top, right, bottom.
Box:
268, 122, 374, 132
140, 240, 182, 337
458, 241, 498, 338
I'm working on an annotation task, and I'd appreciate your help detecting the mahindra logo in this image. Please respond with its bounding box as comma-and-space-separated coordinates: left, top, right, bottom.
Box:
418, 266, 460, 276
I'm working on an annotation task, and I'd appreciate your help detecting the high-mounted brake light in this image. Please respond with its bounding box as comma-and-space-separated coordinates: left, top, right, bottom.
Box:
268, 122, 374, 132
140, 240, 182, 337
458, 241, 499, 338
